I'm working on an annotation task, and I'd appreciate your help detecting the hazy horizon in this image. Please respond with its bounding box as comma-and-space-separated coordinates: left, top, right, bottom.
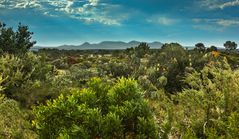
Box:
33, 40, 226, 48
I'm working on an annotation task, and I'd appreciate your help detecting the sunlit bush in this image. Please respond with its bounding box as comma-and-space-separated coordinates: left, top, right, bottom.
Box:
175, 58, 239, 138
0, 52, 56, 107
33, 77, 158, 138
0, 77, 37, 139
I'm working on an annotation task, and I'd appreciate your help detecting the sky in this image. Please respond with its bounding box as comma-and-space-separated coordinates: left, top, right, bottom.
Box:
0, 0, 239, 47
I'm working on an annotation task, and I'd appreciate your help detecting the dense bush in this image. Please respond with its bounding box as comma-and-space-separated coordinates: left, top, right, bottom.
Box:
0, 52, 57, 107
174, 58, 239, 138
33, 77, 159, 138
0, 94, 37, 139
147, 43, 189, 93
0, 77, 37, 139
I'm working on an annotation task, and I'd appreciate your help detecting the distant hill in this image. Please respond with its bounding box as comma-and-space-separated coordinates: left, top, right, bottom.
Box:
33, 41, 163, 51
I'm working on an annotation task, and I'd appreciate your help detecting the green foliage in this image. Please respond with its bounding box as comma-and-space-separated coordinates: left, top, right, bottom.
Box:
175, 58, 239, 138
224, 41, 237, 51
226, 112, 239, 138
0, 22, 36, 54
0, 52, 56, 107
2, 21, 239, 139
134, 42, 150, 58
182, 129, 198, 139
194, 43, 206, 53
0, 94, 37, 139
126, 42, 150, 58
106, 61, 132, 78
33, 77, 158, 139
51, 57, 69, 69
207, 45, 218, 52
189, 51, 208, 70
160, 43, 188, 63
69, 64, 99, 86
157, 43, 189, 92
0, 75, 4, 92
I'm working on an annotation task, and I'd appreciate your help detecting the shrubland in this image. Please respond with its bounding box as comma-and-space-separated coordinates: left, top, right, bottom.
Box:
1, 21, 239, 138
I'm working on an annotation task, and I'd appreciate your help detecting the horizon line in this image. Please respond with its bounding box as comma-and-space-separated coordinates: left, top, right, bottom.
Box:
34, 40, 226, 48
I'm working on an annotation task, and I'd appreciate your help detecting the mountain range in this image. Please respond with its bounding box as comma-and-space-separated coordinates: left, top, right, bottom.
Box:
32, 41, 163, 51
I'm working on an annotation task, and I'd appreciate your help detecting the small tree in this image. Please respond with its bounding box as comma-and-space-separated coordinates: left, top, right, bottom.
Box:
157, 43, 189, 93
0, 22, 36, 55
207, 45, 218, 52
15, 23, 36, 53
195, 43, 206, 53
135, 42, 150, 58
224, 41, 237, 52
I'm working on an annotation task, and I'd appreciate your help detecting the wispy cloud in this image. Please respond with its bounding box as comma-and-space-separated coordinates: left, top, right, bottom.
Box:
193, 18, 239, 27
200, 0, 239, 9
0, 0, 41, 9
89, 0, 99, 6
219, 0, 239, 9
193, 24, 224, 32
216, 19, 239, 26
192, 18, 239, 32
147, 16, 179, 26
0, 0, 127, 26
0, 3, 4, 8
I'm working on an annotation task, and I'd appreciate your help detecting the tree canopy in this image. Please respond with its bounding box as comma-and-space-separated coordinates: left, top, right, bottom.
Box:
195, 43, 206, 52
0, 22, 36, 55
224, 41, 237, 51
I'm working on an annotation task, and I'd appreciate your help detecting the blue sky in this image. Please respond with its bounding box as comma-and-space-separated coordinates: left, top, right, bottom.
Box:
0, 0, 239, 47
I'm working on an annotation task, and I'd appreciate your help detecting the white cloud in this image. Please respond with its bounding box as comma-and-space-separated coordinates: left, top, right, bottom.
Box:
0, 0, 126, 26
200, 0, 239, 9
76, 15, 122, 25
192, 18, 239, 31
64, 1, 74, 13
89, 0, 99, 6
0, 0, 41, 9
192, 18, 203, 23
70, 5, 126, 26
193, 18, 239, 27
147, 16, 178, 26
219, 0, 239, 9
200, 0, 221, 9
78, 7, 84, 13
47, 1, 65, 8
216, 19, 239, 26
62, 1, 126, 25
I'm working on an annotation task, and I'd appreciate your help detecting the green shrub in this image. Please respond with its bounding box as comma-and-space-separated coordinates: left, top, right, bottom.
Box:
175, 58, 239, 138
0, 52, 56, 107
0, 94, 37, 139
33, 77, 158, 138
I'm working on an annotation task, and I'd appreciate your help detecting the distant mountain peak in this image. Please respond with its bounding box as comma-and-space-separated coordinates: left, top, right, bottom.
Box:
33, 41, 163, 50
128, 40, 140, 43
81, 42, 91, 46
84, 42, 90, 44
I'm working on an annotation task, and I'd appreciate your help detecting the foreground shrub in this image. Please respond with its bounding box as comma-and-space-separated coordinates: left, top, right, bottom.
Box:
0, 94, 37, 139
33, 77, 158, 138
0, 52, 56, 107
175, 58, 239, 138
